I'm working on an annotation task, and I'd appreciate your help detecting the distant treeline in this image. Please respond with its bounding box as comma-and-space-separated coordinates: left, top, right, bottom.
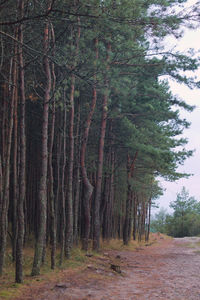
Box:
151, 187, 200, 237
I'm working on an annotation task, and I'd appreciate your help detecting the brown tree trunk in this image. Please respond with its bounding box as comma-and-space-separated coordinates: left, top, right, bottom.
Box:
123, 152, 138, 245
101, 121, 115, 240
65, 74, 75, 258
0, 58, 16, 276
145, 197, 151, 242
123, 155, 132, 245
65, 19, 80, 258
109, 150, 115, 238
16, 0, 26, 283
73, 100, 81, 246
60, 96, 67, 266
12, 30, 18, 263
54, 110, 62, 252
133, 193, 137, 241
48, 23, 56, 270
93, 42, 111, 251
81, 38, 98, 251
0, 155, 2, 208
32, 14, 51, 276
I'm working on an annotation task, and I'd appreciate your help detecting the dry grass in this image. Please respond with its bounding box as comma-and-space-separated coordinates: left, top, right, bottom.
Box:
101, 233, 161, 252
0, 233, 161, 299
0, 246, 90, 299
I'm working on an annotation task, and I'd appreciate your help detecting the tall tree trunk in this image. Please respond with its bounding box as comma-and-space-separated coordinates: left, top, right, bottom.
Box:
145, 196, 151, 242
73, 100, 81, 245
101, 121, 115, 240
123, 152, 138, 245
65, 18, 80, 258
12, 29, 18, 263
65, 74, 75, 258
81, 38, 98, 251
123, 155, 132, 245
93, 42, 111, 251
133, 193, 137, 241
0, 155, 2, 208
109, 150, 115, 238
0, 56, 16, 276
60, 97, 67, 266
48, 23, 56, 269
54, 111, 61, 248
32, 14, 51, 276
16, 0, 26, 283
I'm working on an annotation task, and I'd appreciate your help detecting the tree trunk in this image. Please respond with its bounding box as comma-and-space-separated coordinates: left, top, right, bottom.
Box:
65, 19, 80, 258
123, 152, 138, 245
16, 0, 26, 282
93, 42, 111, 251
81, 38, 98, 251
48, 23, 56, 270
65, 74, 75, 258
73, 100, 81, 246
12, 29, 18, 263
60, 97, 67, 266
133, 193, 137, 241
101, 121, 115, 240
0, 63, 15, 276
145, 197, 151, 242
123, 155, 132, 245
32, 15, 51, 276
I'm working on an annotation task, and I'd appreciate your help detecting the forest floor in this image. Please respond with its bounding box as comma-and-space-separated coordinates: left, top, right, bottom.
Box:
2, 234, 200, 300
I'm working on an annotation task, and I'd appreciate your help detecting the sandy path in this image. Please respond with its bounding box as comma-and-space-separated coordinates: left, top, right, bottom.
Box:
15, 236, 200, 300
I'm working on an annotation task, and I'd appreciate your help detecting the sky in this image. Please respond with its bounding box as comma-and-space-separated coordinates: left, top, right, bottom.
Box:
152, 0, 200, 214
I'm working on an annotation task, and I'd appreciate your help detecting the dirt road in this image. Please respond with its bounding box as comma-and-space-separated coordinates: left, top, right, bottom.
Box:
15, 236, 200, 300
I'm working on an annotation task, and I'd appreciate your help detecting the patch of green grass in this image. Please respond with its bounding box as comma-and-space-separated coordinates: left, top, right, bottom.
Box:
0, 286, 21, 300
0, 290, 13, 299
58, 248, 89, 270
72, 248, 87, 262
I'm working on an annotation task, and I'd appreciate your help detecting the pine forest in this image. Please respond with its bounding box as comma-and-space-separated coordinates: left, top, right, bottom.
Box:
0, 0, 200, 285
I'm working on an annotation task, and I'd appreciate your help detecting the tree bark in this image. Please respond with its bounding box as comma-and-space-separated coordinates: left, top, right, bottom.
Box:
73, 100, 81, 246
48, 23, 56, 270
123, 152, 138, 245
12, 29, 18, 263
145, 197, 151, 242
32, 13, 51, 276
93, 42, 111, 251
65, 74, 75, 258
60, 96, 67, 265
16, 0, 26, 283
133, 193, 137, 241
65, 18, 80, 258
81, 38, 98, 251
0, 53, 16, 276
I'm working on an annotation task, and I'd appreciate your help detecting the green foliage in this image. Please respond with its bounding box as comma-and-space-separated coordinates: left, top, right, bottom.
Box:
152, 187, 200, 237
151, 208, 168, 233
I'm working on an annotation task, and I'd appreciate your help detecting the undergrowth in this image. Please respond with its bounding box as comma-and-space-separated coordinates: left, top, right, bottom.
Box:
0, 234, 159, 299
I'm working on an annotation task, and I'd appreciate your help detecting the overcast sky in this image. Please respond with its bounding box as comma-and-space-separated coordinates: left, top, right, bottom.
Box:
153, 0, 200, 213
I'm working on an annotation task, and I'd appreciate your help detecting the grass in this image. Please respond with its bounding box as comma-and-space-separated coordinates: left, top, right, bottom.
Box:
101, 233, 162, 252
0, 246, 90, 300
0, 234, 159, 299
